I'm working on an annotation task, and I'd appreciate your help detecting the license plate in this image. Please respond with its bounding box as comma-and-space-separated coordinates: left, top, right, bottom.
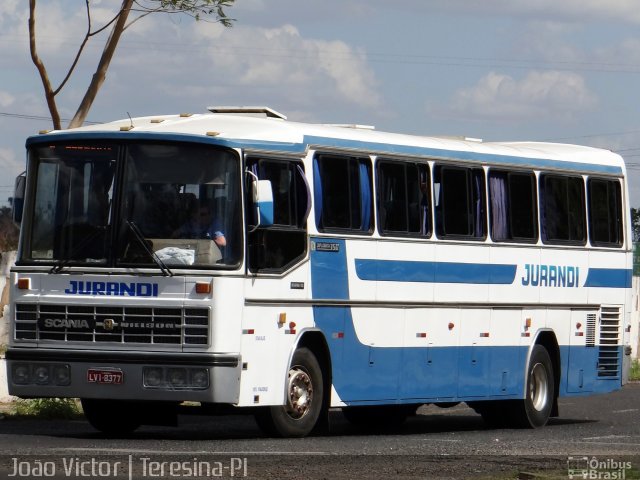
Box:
87, 369, 123, 385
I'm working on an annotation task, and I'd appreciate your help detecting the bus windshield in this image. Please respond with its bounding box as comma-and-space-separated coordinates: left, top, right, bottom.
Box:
24, 141, 242, 269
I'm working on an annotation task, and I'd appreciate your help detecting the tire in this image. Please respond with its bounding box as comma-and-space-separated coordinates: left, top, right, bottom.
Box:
254, 347, 324, 437
81, 399, 141, 435
342, 404, 418, 428
509, 344, 555, 428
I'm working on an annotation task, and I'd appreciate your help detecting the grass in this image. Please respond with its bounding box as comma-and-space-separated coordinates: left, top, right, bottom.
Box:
10, 398, 81, 420
631, 359, 640, 381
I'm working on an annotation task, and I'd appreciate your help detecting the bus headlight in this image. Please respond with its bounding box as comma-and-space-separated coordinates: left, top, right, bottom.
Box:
190, 369, 209, 389
52, 365, 71, 386
168, 368, 187, 387
33, 365, 50, 385
143, 366, 209, 390
143, 367, 163, 387
12, 364, 31, 385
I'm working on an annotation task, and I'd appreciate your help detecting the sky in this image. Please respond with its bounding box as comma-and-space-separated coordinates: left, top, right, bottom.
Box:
1, 0, 640, 206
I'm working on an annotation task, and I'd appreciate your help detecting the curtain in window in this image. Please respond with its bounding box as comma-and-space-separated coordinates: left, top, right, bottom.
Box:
473, 171, 484, 238
359, 162, 371, 230
490, 173, 508, 240
420, 167, 429, 235
313, 159, 323, 227
296, 164, 311, 226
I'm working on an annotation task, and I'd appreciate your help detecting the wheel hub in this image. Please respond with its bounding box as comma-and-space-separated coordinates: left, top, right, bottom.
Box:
529, 362, 549, 411
286, 367, 313, 419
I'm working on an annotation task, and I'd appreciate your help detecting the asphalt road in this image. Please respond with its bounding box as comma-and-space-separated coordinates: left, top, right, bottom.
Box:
0, 384, 639, 479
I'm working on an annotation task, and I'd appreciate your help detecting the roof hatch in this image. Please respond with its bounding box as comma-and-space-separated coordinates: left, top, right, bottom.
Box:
207, 106, 287, 120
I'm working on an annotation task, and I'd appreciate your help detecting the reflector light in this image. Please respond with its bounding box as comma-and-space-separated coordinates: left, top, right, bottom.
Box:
17, 278, 30, 290
278, 313, 287, 325
416, 333, 427, 338
448, 323, 455, 330
195, 282, 212, 294
525, 318, 532, 328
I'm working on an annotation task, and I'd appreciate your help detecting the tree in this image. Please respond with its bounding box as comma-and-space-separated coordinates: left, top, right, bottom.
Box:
28, 0, 235, 130
0, 207, 19, 252
632, 207, 640, 243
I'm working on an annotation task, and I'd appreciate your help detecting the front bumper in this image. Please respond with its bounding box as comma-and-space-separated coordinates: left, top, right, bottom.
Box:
6, 348, 241, 403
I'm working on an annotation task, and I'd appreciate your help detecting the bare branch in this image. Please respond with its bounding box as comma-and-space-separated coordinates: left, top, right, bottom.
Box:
30, 0, 235, 129
53, 0, 92, 96
28, 0, 61, 130
68, 0, 135, 128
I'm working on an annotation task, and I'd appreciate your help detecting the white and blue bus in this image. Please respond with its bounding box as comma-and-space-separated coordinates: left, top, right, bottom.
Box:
7, 106, 633, 437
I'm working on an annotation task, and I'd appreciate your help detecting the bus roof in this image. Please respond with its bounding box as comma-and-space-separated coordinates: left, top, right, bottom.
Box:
29, 108, 625, 173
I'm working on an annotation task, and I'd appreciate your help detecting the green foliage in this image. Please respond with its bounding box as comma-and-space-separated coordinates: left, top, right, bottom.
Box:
632, 207, 640, 242
631, 359, 640, 382
13, 398, 80, 420
146, 0, 235, 25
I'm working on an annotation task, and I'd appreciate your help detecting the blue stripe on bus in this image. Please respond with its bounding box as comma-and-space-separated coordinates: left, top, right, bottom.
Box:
584, 268, 633, 288
27, 131, 624, 175
354, 259, 517, 284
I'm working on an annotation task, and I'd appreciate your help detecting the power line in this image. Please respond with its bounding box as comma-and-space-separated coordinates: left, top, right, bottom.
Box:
0, 111, 102, 125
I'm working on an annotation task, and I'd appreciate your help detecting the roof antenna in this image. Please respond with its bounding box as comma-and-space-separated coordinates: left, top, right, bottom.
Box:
120, 112, 135, 131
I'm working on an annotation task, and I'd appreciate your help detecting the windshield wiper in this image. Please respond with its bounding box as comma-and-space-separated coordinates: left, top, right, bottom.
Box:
50, 227, 105, 274
126, 220, 173, 277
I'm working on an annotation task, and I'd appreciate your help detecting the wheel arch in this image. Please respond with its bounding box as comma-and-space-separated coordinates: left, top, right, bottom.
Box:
530, 329, 561, 417
295, 329, 332, 392
294, 329, 332, 429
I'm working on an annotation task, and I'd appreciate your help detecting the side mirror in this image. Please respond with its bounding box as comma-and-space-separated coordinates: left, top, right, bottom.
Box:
245, 169, 273, 231
253, 179, 274, 228
12, 172, 26, 225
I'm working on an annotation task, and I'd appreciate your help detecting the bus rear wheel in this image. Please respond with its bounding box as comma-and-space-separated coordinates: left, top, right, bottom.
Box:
254, 347, 324, 437
509, 344, 555, 428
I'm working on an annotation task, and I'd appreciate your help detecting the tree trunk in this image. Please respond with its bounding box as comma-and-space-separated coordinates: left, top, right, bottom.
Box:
67, 0, 134, 129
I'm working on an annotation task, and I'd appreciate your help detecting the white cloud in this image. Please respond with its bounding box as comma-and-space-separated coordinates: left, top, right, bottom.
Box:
110, 21, 381, 112
448, 71, 597, 120
0, 147, 25, 183
229, 25, 381, 108
0, 91, 15, 109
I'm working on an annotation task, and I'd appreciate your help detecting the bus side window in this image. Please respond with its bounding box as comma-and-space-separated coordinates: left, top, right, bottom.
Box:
540, 174, 586, 245
314, 154, 373, 233
377, 160, 431, 237
588, 178, 623, 247
247, 158, 309, 272
434, 165, 485, 240
489, 170, 537, 243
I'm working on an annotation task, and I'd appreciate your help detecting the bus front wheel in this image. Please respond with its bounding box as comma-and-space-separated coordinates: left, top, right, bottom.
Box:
254, 347, 324, 437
